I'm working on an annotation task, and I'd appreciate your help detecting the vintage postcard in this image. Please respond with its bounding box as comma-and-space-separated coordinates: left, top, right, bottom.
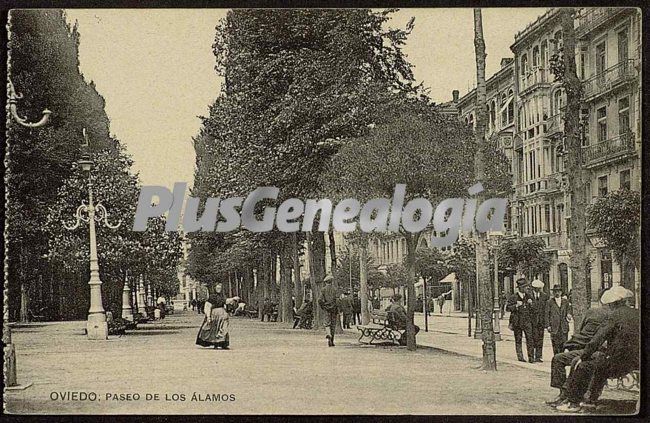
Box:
3, 5, 642, 416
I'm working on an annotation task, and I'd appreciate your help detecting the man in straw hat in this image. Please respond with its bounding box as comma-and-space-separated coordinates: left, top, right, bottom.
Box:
556, 285, 638, 413
530, 278, 548, 363
545, 288, 610, 407
506, 278, 535, 363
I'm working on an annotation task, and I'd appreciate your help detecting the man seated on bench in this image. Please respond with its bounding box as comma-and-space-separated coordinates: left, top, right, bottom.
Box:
293, 296, 313, 329
385, 294, 419, 346
556, 286, 639, 413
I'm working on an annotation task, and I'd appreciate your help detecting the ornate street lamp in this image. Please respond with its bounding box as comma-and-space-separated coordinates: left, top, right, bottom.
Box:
8, 79, 52, 128
64, 129, 121, 340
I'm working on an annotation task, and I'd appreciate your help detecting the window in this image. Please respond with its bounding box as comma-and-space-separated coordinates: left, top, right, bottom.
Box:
544, 205, 550, 232
598, 175, 608, 197
541, 41, 547, 67
595, 42, 606, 76
521, 54, 528, 76
580, 45, 588, 79
553, 89, 564, 115
620, 169, 631, 190
490, 100, 496, 130
553, 31, 563, 52
597, 107, 607, 142
618, 97, 630, 135
533, 45, 540, 67
618, 29, 629, 64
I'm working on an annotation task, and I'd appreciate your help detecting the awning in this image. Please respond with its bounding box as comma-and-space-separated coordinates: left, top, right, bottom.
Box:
440, 273, 457, 283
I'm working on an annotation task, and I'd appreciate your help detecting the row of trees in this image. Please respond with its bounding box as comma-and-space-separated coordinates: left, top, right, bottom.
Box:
187, 9, 512, 350
7, 10, 182, 322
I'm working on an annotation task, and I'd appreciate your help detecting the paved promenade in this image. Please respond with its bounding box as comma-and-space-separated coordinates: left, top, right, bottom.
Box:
4, 311, 637, 415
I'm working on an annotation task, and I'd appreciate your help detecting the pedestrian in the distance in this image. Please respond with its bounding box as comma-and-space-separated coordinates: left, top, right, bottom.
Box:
260, 298, 273, 322
498, 291, 508, 319
196, 282, 230, 350
352, 292, 361, 325
530, 279, 548, 363
546, 284, 570, 354
506, 278, 535, 363
436, 295, 445, 314
318, 274, 339, 347
339, 291, 353, 329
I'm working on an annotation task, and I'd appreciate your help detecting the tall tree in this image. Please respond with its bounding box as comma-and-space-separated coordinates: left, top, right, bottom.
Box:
551, 8, 589, 328
473, 8, 497, 370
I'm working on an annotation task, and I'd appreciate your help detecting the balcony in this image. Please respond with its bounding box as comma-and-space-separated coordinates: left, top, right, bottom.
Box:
545, 113, 563, 137
514, 174, 562, 198
575, 8, 629, 38
519, 67, 551, 94
582, 60, 637, 101
583, 132, 636, 169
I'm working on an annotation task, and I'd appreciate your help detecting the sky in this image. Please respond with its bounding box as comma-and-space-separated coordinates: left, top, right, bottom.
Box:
65, 8, 548, 190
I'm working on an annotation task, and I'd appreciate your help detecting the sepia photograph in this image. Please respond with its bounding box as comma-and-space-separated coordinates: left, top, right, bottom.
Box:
3, 4, 644, 416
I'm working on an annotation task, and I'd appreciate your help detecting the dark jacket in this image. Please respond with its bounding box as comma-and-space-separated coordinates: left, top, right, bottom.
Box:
352, 296, 361, 313
563, 307, 609, 351
386, 302, 408, 330
319, 284, 339, 313
296, 300, 313, 317
581, 306, 639, 369
339, 296, 353, 315
207, 293, 226, 309
545, 296, 570, 335
530, 291, 549, 328
506, 291, 534, 329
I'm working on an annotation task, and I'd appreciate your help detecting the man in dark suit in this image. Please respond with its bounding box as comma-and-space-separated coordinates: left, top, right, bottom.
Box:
530, 279, 549, 362
506, 278, 535, 363
546, 284, 570, 354
557, 286, 639, 413
545, 295, 609, 407
319, 274, 339, 347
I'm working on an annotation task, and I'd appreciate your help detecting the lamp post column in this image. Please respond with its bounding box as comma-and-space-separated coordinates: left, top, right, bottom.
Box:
86, 181, 108, 340
122, 282, 133, 321
493, 242, 502, 341
138, 275, 147, 317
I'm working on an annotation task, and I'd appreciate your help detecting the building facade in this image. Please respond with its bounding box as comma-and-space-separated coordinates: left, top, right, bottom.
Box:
510, 7, 642, 301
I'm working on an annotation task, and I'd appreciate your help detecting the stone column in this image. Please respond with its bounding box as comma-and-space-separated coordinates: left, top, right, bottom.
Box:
137, 276, 147, 317
121, 283, 133, 321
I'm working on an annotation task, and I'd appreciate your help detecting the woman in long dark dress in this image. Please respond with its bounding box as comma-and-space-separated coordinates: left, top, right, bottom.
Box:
196, 283, 230, 349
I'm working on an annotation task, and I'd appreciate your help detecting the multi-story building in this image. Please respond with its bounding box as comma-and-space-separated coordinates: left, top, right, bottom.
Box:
316, 7, 641, 309
574, 7, 642, 298
510, 7, 641, 301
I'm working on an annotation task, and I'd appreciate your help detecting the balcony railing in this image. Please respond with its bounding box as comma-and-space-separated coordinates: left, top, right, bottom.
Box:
583, 132, 636, 167
545, 113, 563, 136
520, 67, 550, 93
576, 8, 627, 37
582, 60, 637, 100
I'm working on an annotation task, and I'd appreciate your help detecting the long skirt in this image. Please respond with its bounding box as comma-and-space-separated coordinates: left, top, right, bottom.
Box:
196, 307, 230, 347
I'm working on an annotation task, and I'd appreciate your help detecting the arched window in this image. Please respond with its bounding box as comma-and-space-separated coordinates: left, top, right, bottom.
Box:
469, 113, 474, 128
521, 54, 528, 75
490, 100, 497, 130
553, 89, 564, 114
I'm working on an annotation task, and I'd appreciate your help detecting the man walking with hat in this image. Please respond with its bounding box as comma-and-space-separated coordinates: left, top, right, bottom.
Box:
506, 278, 535, 363
546, 284, 571, 355
557, 286, 639, 412
318, 274, 339, 347
530, 278, 548, 362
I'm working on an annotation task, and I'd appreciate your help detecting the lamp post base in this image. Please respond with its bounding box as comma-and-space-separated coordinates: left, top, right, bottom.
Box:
86, 315, 108, 340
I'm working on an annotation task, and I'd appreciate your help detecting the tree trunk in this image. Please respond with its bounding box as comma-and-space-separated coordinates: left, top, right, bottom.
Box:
359, 242, 370, 325
328, 229, 337, 272
280, 241, 294, 324
292, 233, 303, 309
560, 8, 589, 330
242, 265, 252, 304
473, 8, 497, 370
309, 231, 326, 331
404, 233, 421, 351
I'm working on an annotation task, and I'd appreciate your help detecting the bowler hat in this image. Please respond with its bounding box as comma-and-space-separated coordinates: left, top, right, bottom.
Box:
516, 278, 528, 288
551, 284, 562, 291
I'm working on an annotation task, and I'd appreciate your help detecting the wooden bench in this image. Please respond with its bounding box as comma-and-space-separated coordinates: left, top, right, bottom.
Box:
356, 310, 404, 345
